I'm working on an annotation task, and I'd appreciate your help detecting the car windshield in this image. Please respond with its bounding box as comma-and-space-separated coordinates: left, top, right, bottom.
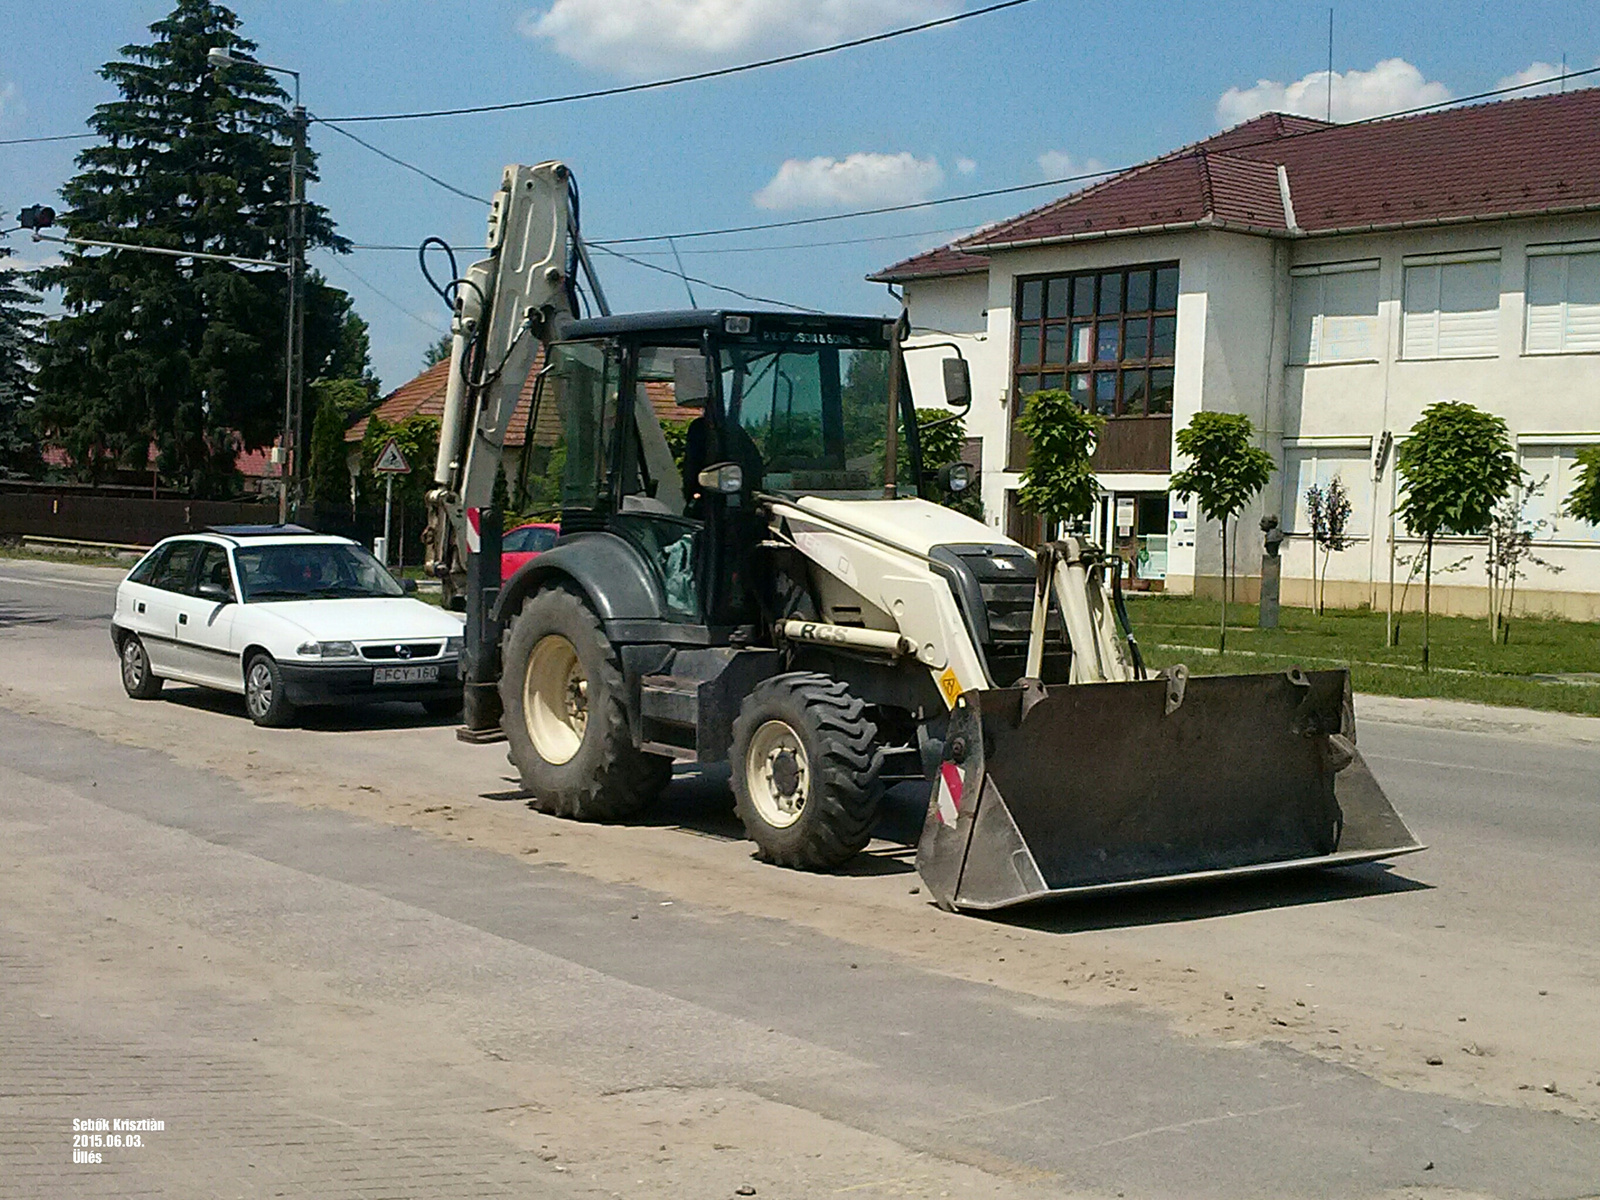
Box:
233, 542, 404, 601
505, 525, 558, 553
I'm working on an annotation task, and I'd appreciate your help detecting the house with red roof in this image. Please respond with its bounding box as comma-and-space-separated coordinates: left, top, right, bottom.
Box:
874, 89, 1600, 617
351, 347, 696, 489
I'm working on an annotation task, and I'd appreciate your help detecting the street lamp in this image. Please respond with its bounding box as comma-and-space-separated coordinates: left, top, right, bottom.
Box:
208, 46, 304, 524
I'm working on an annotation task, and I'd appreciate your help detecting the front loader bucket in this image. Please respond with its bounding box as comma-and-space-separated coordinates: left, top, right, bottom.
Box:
916, 668, 1422, 913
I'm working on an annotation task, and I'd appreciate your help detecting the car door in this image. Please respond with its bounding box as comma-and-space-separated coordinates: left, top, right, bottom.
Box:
170, 542, 243, 690
118, 544, 172, 646
140, 539, 201, 677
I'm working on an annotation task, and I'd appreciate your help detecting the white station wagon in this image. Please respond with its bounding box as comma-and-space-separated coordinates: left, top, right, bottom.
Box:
111, 526, 465, 727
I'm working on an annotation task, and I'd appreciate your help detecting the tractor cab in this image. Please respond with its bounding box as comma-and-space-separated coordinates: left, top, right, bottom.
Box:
519, 310, 921, 633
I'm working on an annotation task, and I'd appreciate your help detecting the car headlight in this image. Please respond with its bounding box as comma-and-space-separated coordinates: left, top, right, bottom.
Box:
445, 636, 465, 657
297, 640, 359, 659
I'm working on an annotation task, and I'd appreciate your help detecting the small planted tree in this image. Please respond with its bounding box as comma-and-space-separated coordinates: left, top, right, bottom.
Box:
1169, 412, 1275, 653
1485, 477, 1561, 643
1304, 475, 1352, 615
1567, 446, 1600, 528
1015, 388, 1103, 538
1395, 401, 1518, 670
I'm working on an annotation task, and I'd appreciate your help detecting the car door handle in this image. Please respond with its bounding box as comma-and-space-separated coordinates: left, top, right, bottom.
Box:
136, 602, 145, 614
178, 613, 188, 625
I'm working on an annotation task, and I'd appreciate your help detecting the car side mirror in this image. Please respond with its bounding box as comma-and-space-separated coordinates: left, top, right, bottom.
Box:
196, 581, 231, 604
673, 355, 711, 408
942, 356, 972, 408
397, 576, 418, 595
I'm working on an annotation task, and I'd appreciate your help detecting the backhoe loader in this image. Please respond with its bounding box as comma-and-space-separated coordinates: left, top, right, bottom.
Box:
424, 163, 1422, 912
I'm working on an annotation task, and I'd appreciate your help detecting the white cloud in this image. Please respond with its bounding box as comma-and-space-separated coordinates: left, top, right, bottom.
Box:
955, 157, 977, 175
1493, 59, 1600, 97
522, 0, 959, 76
753, 151, 944, 211
1216, 58, 1452, 125
1036, 150, 1106, 180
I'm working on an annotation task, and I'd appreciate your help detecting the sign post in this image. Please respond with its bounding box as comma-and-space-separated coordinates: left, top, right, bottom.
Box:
373, 438, 411, 566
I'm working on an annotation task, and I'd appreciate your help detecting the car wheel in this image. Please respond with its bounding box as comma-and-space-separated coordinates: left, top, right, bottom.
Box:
119, 635, 163, 700
244, 653, 297, 728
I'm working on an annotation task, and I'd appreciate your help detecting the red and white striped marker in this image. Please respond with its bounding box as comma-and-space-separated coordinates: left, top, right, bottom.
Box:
934, 761, 963, 826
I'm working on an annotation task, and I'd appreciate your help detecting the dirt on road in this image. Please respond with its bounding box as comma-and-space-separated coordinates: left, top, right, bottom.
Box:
3, 570, 1597, 1139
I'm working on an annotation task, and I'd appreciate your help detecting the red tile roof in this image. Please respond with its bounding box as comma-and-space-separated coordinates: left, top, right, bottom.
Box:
349, 350, 695, 448
872, 90, 1600, 279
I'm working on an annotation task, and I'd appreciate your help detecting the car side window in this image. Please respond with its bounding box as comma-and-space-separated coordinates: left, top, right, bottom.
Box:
151, 541, 199, 593
189, 545, 236, 601
501, 528, 528, 553
127, 546, 169, 585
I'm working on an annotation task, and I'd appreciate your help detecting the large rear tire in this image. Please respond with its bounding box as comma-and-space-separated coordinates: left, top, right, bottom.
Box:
731, 672, 884, 870
500, 588, 672, 821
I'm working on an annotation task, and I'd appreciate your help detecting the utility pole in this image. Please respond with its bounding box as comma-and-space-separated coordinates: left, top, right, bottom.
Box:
286, 101, 306, 523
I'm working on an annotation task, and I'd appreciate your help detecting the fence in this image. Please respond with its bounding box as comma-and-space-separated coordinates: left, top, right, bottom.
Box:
0, 490, 276, 548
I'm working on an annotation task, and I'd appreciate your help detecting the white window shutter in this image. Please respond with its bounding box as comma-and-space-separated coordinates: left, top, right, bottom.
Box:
1564, 251, 1600, 353
1289, 274, 1319, 364
1318, 268, 1380, 361
1526, 254, 1566, 353
1436, 260, 1499, 357
1401, 264, 1441, 359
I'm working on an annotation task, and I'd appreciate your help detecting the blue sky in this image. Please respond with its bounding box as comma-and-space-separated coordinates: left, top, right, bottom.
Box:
3, 0, 1596, 392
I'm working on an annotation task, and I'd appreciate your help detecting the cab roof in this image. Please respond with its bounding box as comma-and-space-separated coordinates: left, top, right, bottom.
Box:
559, 309, 891, 340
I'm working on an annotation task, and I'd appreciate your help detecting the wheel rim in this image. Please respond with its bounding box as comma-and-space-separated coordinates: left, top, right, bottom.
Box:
121, 641, 144, 690
523, 634, 588, 765
744, 719, 809, 830
246, 661, 273, 718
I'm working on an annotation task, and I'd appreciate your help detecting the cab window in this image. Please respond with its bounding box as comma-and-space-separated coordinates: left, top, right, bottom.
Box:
151, 541, 200, 592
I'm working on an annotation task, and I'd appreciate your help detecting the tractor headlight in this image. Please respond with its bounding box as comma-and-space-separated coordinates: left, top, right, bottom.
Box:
297, 640, 358, 659
941, 462, 974, 493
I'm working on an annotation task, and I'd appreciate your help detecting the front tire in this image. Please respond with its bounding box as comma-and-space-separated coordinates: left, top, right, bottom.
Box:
730, 672, 884, 870
499, 588, 672, 821
244, 653, 297, 728
119, 635, 163, 699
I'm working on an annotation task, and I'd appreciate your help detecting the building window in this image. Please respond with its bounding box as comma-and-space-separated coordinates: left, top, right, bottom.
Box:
1518, 445, 1600, 542
1289, 260, 1380, 364
1401, 252, 1500, 360
1525, 245, 1600, 355
1011, 263, 1178, 419
1282, 447, 1372, 538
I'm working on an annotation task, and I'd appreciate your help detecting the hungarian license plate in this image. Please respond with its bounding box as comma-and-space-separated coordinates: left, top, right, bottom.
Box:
373, 664, 439, 685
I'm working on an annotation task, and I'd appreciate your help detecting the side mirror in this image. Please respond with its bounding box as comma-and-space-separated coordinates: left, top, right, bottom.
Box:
942, 356, 971, 408
397, 575, 418, 595
196, 581, 231, 604
697, 462, 744, 494
673, 355, 711, 408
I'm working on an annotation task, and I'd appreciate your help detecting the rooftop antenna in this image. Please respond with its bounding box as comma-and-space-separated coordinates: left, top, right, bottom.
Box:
1326, 7, 1335, 122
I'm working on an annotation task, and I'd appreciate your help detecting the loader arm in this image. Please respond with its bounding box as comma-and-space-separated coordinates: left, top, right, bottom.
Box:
426, 162, 591, 600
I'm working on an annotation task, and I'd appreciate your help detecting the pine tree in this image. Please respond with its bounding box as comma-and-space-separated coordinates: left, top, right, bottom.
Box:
0, 243, 44, 477
31, 0, 350, 497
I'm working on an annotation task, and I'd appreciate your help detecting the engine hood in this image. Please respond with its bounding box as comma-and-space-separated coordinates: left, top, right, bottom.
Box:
248, 597, 465, 642
782, 496, 1020, 558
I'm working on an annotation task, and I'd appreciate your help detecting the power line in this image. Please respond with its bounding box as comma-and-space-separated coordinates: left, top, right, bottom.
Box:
314, 119, 489, 204
349, 221, 980, 257
587, 244, 826, 313
0, 131, 94, 147
317, 0, 1041, 124
319, 253, 447, 334
591, 64, 1600, 245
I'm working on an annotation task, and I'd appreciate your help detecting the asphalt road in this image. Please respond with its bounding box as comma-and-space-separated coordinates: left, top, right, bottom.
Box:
2, 556, 1598, 1199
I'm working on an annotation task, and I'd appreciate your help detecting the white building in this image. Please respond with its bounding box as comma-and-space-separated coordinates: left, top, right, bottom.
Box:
873, 91, 1600, 619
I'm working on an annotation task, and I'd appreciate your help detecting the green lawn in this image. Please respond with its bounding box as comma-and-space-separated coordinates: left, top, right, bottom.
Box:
0, 542, 138, 569
1123, 593, 1600, 716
